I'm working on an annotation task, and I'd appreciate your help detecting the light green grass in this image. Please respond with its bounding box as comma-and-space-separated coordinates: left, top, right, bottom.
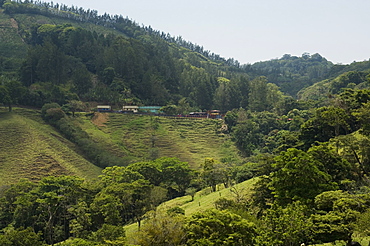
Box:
125, 178, 257, 238
0, 108, 101, 186
160, 177, 257, 215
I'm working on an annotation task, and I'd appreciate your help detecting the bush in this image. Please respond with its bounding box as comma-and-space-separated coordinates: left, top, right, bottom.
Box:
45, 108, 66, 123
41, 103, 61, 117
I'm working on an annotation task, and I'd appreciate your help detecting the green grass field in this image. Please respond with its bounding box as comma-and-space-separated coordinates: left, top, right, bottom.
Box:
0, 109, 243, 185
76, 113, 242, 168
124, 177, 257, 242
0, 108, 101, 186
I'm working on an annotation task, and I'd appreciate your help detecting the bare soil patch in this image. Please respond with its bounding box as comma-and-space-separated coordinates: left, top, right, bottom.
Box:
9, 18, 18, 29
91, 112, 109, 127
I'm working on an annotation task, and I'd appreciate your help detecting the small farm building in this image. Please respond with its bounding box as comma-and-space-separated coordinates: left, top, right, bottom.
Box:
97, 105, 112, 112
122, 105, 139, 113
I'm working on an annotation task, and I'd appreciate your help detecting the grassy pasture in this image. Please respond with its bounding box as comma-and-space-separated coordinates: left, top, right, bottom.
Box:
0, 108, 101, 186
76, 113, 242, 168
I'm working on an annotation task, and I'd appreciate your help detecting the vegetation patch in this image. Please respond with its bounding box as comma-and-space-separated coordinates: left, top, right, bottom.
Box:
0, 108, 101, 186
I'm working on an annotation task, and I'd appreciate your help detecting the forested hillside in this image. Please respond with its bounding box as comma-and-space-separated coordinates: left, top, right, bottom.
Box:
2, 0, 370, 245
251, 53, 334, 96
0, 0, 339, 112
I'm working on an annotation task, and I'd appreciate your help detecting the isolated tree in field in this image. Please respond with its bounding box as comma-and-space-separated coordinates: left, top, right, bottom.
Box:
157, 157, 193, 196
64, 100, 87, 116
127, 161, 162, 186
200, 158, 226, 192
99, 166, 144, 186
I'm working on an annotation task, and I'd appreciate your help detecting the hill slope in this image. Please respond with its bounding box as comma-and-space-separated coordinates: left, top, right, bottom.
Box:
76, 113, 241, 168
0, 107, 101, 186
0, 108, 242, 185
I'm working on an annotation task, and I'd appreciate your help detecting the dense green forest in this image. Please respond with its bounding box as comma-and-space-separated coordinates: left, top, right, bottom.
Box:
2, 0, 370, 245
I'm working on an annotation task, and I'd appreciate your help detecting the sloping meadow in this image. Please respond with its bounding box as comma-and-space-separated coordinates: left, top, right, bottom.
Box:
0, 108, 101, 186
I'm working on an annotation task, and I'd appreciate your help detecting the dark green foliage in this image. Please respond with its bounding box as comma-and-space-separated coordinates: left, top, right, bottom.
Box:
256, 202, 314, 245
229, 162, 261, 183
0, 179, 36, 230
340, 88, 370, 110
251, 53, 333, 96
308, 143, 355, 184
185, 208, 256, 245
0, 176, 87, 245
265, 130, 302, 153
232, 119, 262, 156
270, 148, 337, 206
0, 85, 10, 107
44, 107, 66, 122
167, 206, 185, 215
127, 157, 193, 197
0, 227, 46, 246
0, 79, 27, 111
311, 190, 370, 244
224, 109, 238, 132
300, 106, 351, 149
41, 102, 61, 117
91, 224, 125, 245
330, 71, 368, 94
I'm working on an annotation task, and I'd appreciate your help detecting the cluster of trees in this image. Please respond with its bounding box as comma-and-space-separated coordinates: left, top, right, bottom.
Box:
298, 70, 370, 102
251, 53, 334, 96
0, 156, 196, 245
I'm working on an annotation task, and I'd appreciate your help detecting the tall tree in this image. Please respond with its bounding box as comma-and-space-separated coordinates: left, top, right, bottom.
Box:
270, 148, 337, 206
249, 76, 269, 112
